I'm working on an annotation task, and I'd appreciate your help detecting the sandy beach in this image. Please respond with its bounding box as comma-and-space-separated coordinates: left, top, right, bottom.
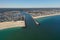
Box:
0, 21, 25, 30
0, 13, 60, 30
33, 13, 60, 19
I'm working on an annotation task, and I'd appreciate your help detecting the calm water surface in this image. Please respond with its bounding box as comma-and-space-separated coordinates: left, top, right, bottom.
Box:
0, 15, 60, 40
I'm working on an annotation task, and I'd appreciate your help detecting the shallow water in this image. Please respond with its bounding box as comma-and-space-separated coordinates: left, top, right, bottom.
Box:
0, 15, 60, 40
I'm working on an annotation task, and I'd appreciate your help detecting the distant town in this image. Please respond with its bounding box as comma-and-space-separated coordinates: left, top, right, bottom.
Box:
0, 8, 60, 22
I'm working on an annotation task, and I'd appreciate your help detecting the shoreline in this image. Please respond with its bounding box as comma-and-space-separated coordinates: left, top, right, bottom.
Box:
33, 14, 60, 19
0, 13, 60, 30
0, 21, 25, 30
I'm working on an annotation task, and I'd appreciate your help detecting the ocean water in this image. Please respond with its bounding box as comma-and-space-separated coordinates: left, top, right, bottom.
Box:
0, 15, 60, 40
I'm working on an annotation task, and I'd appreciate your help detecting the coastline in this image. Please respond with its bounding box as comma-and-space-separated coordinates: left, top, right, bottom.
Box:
33, 13, 60, 19
0, 21, 25, 30
0, 13, 60, 30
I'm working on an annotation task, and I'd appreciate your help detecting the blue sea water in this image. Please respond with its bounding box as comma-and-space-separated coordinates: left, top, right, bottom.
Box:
0, 15, 60, 40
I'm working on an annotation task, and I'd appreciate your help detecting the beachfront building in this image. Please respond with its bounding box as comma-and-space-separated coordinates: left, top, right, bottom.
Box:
0, 11, 24, 22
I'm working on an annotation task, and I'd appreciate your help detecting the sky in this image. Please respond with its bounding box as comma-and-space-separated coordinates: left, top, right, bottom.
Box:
0, 0, 60, 8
